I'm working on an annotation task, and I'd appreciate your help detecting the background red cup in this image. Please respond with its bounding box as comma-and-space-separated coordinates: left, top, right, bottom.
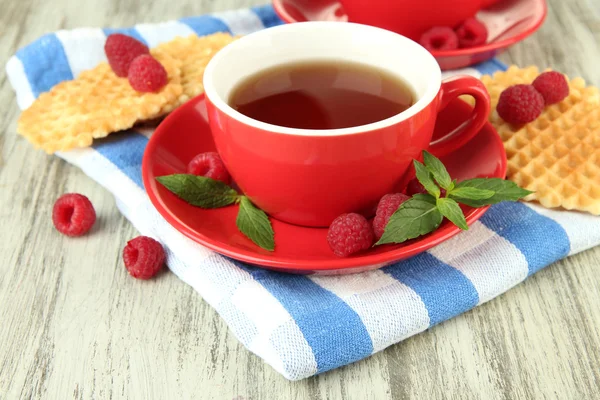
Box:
337, 0, 483, 40
203, 22, 490, 227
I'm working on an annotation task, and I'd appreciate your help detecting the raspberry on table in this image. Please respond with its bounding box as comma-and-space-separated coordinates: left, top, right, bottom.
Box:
373, 193, 410, 240
419, 27, 459, 52
455, 18, 488, 48
187, 152, 231, 184
52, 193, 96, 237
327, 213, 374, 257
104, 33, 149, 77
127, 55, 168, 93
123, 236, 165, 280
496, 84, 545, 125
532, 71, 570, 105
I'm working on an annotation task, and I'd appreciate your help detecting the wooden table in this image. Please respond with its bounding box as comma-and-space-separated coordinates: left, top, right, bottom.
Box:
1, 0, 599, 398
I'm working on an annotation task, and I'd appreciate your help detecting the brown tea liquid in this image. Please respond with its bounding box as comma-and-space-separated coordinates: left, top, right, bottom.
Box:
229, 60, 414, 130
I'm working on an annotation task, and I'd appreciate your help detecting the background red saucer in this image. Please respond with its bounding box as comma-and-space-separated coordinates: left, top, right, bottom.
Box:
272, 0, 547, 70
142, 95, 507, 274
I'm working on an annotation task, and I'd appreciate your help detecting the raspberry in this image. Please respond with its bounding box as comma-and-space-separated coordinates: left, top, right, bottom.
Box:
405, 178, 446, 197
123, 236, 165, 280
532, 71, 569, 105
327, 213, 374, 257
455, 18, 488, 48
127, 55, 168, 93
373, 193, 410, 240
419, 27, 459, 51
104, 33, 149, 77
496, 84, 545, 125
187, 152, 231, 184
52, 193, 96, 237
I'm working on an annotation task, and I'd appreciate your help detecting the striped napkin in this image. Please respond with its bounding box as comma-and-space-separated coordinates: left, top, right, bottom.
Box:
7, 5, 600, 381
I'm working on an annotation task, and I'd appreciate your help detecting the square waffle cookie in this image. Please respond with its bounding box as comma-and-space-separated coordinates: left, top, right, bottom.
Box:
482, 66, 600, 215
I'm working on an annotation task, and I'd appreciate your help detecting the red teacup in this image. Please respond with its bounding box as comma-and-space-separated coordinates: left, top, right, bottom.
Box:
203, 22, 490, 227
338, 0, 483, 39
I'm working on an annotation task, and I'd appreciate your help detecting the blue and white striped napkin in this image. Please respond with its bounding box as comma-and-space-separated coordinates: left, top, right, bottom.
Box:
7, 5, 600, 381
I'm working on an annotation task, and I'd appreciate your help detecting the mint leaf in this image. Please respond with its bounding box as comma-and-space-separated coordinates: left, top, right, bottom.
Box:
423, 151, 452, 190
450, 178, 534, 207
437, 197, 468, 230
236, 196, 275, 251
448, 187, 495, 200
412, 193, 437, 204
376, 196, 443, 245
157, 174, 239, 208
413, 160, 441, 198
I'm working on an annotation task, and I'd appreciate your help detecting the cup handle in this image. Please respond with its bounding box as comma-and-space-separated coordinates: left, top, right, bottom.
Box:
427, 75, 491, 158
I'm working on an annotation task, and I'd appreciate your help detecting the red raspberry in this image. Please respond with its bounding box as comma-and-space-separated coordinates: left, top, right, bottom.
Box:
532, 71, 569, 105
187, 152, 231, 184
327, 213, 374, 257
52, 193, 96, 237
405, 178, 446, 197
127, 55, 168, 93
373, 193, 410, 240
419, 27, 459, 51
104, 33, 149, 77
496, 84, 545, 125
123, 236, 165, 280
455, 18, 488, 48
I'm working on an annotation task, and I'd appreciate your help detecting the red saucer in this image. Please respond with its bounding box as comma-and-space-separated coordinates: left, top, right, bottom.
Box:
272, 0, 547, 70
142, 95, 506, 275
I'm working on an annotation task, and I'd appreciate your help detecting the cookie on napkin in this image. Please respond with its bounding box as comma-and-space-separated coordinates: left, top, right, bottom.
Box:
154, 32, 237, 110
17, 49, 183, 153
481, 65, 600, 215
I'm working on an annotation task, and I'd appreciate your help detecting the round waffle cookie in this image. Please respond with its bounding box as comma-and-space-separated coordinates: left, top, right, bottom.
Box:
481, 66, 600, 215
17, 49, 183, 154
154, 33, 237, 111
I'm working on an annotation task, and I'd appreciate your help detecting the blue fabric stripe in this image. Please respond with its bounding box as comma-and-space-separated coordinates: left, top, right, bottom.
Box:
233, 261, 373, 373
102, 27, 147, 45
480, 202, 570, 275
474, 59, 508, 75
16, 33, 73, 97
92, 132, 148, 188
251, 5, 285, 28
180, 15, 231, 35
384, 253, 479, 326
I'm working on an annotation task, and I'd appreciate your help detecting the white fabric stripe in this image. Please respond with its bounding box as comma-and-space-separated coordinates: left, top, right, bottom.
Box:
211, 9, 265, 35
232, 279, 318, 378
5, 56, 36, 110
135, 21, 195, 47
55, 28, 108, 78
525, 203, 600, 255
310, 270, 430, 353
428, 221, 529, 304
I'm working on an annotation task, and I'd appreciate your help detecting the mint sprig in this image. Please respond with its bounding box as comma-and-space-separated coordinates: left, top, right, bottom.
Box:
423, 150, 452, 190
157, 174, 275, 251
449, 178, 533, 207
376, 194, 442, 245
236, 197, 275, 251
156, 174, 239, 208
413, 160, 440, 198
377, 151, 532, 245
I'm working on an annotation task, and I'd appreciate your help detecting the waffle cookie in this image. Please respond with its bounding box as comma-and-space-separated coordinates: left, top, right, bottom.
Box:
482, 65, 600, 215
17, 49, 183, 153
154, 33, 237, 110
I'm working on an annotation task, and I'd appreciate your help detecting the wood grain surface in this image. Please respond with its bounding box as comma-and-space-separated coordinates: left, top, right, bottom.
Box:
0, 0, 599, 399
